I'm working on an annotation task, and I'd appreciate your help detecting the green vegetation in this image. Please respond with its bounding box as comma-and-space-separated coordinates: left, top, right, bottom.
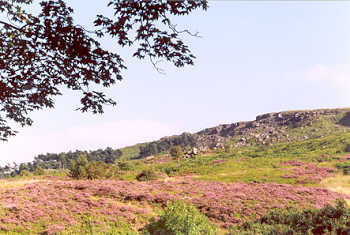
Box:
336, 162, 350, 175
345, 143, 350, 153
136, 169, 158, 182
230, 200, 350, 235
69, 154, 117, 180
169, 146, 184, 160
139, 133, 196, 158
147, 133, 350, 184
57, 132, 350, 184
2, 109, 350, 234
142, 201, 216, 235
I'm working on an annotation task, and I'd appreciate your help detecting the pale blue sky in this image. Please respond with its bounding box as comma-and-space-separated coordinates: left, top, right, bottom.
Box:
0, 1, 349, 164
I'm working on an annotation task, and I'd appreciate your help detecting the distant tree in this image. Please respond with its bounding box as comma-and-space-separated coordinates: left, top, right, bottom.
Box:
68, 154, 89, 179
345, 143, 350, 153
33, 166, 45, 176
0, 0, 208, 140
136, 169, 158, 181
169, 146, 183, 160
140, 143, 158, 158
224, 143, 231, 153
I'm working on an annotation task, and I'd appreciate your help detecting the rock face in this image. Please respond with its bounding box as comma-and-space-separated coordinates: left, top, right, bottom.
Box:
139, 108, 350, 158
193, 108, 350, 149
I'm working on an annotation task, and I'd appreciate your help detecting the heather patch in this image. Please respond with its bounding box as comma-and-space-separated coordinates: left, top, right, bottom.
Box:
0, 178, 347, 232
280, 161, 335, 183
0, 181, 151, 233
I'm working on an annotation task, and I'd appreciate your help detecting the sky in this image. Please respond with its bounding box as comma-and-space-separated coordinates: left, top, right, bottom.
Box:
0, 1, 349, 165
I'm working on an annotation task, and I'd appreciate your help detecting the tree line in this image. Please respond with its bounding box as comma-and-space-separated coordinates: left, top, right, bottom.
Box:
138, 133, 197, 158
0, 147, 122, 177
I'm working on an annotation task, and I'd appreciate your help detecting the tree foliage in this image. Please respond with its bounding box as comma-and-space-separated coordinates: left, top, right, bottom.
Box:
0, 146, 122, 177
68, 153, 116, 179
0, 0, 208, 140
170, 145, 183, 159
230, 200, 350, 235
139, 132, 196, 158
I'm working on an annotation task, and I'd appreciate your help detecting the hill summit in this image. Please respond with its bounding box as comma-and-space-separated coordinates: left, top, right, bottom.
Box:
138, 108, 350, 158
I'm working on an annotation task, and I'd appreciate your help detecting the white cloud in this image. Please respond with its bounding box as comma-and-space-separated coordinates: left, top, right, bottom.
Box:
0, 120, 177, 165
304, 64, 350, 100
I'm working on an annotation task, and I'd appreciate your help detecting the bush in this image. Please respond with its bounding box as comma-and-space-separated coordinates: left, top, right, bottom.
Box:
230, 200, 350, 235
345, 143, 350, 153
170, 146, 184, 160
69, 154, 89, 179
19, 169, 32, 177
336, 162, 350, 175
136, 169, 158, 181
69, 154, 116, 180
224, 143, 231, 153
116, 160, 133, 171
143, 200, 216, 235
33, 166, 46, 176
86, 161, 115, 180
164, 166, 179, 177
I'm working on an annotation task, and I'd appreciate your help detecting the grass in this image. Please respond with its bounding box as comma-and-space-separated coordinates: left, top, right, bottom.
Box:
123, 132, 350, 185
320, 174, 350, 205
0, 179, 43, 191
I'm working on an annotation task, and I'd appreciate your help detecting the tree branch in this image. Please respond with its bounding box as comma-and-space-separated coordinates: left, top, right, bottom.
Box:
169, 24, 202, 38
0, 20, 21, 31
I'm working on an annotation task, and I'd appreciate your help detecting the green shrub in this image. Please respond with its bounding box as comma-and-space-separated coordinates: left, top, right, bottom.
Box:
116, 160, 133, 171
136, 169, 158, 181
69, 154, 89, 179
230, 200, 350, 235
224, 143, 231, 153
142, 200, 216, 235
170, 146, 184, 160
77, 215, 139, 235
33, 166, 46, 176
69, 154, 116, 180
86, 161, 116, 180
230, 222, 291, 235
19, 169, 31, 177
336, 162, 350, 175
164, 166, 179, 177
345, 143, 350, 153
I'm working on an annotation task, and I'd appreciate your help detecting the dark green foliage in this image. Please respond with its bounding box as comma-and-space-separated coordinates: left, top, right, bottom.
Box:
33, 166, 45, 176
339, 112, 350, 127
7, 147, 123, 177
136, 169, 158, 182
69, 154, 89, 180
139, 133, 196, 158
164, 166, 179, 177
68, 154, 116, 180
230, 200, 350, 235
336, 162, 350, 175
142, 200, 216, 235
116, 160, 133, 171
85, 161, 115, 180
169, 146, 184, 160
19, 169, 31, 177
345, 143, 350, 153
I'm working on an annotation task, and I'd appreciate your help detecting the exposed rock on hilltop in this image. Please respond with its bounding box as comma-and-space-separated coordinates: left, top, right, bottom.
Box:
139, 108, 350, 158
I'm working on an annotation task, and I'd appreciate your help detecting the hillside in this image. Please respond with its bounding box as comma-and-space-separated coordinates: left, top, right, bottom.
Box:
5, 107, 348, 174
1, 108, 350, 234
136, 108, 350, 158
1, 131, 350, 234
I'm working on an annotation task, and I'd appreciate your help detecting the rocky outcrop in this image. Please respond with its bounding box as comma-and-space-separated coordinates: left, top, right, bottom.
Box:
192, 108, 350, 149
139, 108, 350, 158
